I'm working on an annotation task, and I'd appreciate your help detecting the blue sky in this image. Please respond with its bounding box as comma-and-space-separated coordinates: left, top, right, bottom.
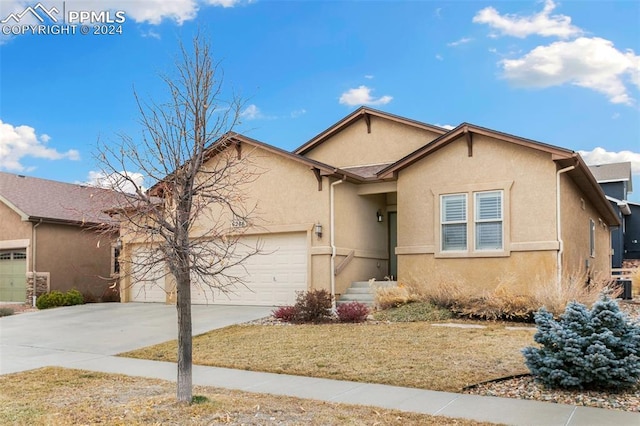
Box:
1, 0, 639, 201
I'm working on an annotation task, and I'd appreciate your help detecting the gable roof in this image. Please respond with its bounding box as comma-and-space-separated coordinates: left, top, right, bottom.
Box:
377, 123, 619, 226
0, 172, 119, 226
293, 106, 447, 156
378, 123, 576, 178
147, 132, 366, 196
588, 162, 633, 192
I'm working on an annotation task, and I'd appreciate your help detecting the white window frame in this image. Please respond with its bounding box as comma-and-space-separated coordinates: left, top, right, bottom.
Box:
435, 182, 512, 258
441, 193, 468, 252
589, 219, 596, 258
474, 191, 503, 251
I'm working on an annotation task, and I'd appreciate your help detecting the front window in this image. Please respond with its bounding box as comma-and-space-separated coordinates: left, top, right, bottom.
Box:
475, 191, 503, 250
441, 194, 467, 251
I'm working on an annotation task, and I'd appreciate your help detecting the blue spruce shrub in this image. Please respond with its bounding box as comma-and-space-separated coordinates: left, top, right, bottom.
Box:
522, 296, 640, 390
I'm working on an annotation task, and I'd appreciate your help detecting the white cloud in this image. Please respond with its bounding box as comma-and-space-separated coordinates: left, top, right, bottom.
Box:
447, 37, 473, 47
86, 170, 146, 193
240, 104, 262, 120
141, 29, 161, 39
364, 75, 374, 80
579, 147, 640, 176
473, 0, 581, 39
500, 37, 640, 105
290, 109, 306, 118
339, 86, 393, 107
435, 123, 455, 130
0, 120, 80, 171
435, 54, 443, 61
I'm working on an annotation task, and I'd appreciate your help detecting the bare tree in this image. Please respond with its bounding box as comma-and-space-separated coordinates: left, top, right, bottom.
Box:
95, 33, 259, 402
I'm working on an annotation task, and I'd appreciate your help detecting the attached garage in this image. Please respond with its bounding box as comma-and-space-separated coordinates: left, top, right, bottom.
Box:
191, 232, 308, 306
0, 249, 27, 302
128, 248, 168, 303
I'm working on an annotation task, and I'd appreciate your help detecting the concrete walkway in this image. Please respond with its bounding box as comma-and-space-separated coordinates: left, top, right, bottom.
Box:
1, 304, 638, 425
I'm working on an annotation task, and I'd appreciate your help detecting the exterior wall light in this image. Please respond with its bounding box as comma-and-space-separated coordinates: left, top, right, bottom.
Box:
377, 210, 384, 222
315, 222, 323, 238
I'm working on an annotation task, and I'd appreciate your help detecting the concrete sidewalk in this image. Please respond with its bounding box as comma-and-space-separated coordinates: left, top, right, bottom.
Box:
1, 304, 638, 425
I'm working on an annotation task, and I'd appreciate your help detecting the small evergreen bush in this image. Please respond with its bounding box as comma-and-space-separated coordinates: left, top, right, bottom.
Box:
65, 289, 84, 305
522, 296, 640, 390
336, 301, 369, 323
36, 289, 85, 310
0, 307, 15, 317
272, 305, 298, 322
294, 289, 332, 323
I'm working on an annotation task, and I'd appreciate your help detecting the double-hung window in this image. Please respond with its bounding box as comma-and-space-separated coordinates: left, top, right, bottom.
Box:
441, 194, 467, 251
440, 190, 504, 254
475, 191, 503, 251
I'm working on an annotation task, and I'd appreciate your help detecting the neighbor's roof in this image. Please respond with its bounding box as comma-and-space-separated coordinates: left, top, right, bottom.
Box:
588, 162, 633, 192
0, 172, 120, 226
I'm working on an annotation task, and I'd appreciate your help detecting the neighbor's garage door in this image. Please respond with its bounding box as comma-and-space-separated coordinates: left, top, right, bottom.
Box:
0, 249, 27, 302
129, 248, 167, 303
191, 233, 308, 306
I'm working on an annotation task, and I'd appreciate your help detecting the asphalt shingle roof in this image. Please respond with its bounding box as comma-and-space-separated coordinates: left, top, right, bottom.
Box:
588, 162, 633, 192
0, 172, 119, 225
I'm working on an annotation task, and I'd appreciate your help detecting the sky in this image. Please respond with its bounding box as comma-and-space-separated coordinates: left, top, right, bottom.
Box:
0, 0, 639, 201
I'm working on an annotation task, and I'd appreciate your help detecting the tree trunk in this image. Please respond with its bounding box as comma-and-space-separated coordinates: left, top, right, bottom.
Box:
176, 272, 193, 402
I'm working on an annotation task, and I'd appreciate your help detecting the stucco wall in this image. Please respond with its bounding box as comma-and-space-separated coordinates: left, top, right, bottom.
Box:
35, 223, 115, 297
119, 142, 401, 299
0, 201, 31, 241
560, 173, 611, 280
304, 115, 442, 168
395, 134, 560, 295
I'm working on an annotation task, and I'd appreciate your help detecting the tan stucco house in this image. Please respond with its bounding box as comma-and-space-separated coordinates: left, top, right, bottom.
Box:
0, 172, 119, 303
118, 107, 618, 306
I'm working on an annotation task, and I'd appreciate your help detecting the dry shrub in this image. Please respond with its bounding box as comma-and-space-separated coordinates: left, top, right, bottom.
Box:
376, 271, 618, 322
374, 285, 411, 309
632, 268, 640, 298
533, 273, 613, 316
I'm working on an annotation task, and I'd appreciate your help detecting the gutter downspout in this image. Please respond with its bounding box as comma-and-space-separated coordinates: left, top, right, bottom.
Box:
32, 219, 43, 307
330, 177, 345, 311
556, 165, 575, 288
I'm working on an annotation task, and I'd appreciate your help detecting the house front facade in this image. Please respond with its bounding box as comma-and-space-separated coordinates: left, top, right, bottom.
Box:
0, 173, 119, 303
118, 108, 618, 306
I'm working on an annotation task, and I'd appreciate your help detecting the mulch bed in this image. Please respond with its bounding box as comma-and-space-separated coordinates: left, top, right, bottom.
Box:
464, 300, 640, 413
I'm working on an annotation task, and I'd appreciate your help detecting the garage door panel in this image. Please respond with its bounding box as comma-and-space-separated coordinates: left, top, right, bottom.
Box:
130, 249, 167, 303
0, 250, 27, 302
191, 232, 308, 306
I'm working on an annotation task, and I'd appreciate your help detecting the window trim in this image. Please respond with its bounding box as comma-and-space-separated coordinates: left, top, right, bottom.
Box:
589, 219, 596, 258
434, 181, 512, 258
440, 193, 468, 252
474, 190, 504, 251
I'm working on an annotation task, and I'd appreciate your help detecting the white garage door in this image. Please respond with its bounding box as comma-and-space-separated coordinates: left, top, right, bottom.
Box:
191, 232, 308, 306
129, 248, 167, 303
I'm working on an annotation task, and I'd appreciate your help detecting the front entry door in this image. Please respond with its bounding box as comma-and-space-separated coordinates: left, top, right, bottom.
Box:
388, 212, 397, 279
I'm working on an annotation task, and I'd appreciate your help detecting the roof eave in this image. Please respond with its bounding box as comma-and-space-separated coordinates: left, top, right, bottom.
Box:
0, 194, 29, 221
293, 107, 447, 156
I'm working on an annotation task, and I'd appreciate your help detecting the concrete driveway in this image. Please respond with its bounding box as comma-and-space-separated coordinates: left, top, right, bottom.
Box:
0, 303, 273, 375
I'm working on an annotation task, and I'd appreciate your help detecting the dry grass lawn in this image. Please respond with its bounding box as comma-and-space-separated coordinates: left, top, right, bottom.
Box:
0, 367, 498, 425
121, 322, 535, 392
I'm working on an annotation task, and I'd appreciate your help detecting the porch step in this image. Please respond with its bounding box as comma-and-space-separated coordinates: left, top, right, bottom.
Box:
337, 280, 398, 307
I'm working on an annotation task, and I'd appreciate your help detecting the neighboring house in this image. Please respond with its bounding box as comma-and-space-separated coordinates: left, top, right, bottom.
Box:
118, 107, 618, 306
0, 172, 119, 303
588, 162, 639, 264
